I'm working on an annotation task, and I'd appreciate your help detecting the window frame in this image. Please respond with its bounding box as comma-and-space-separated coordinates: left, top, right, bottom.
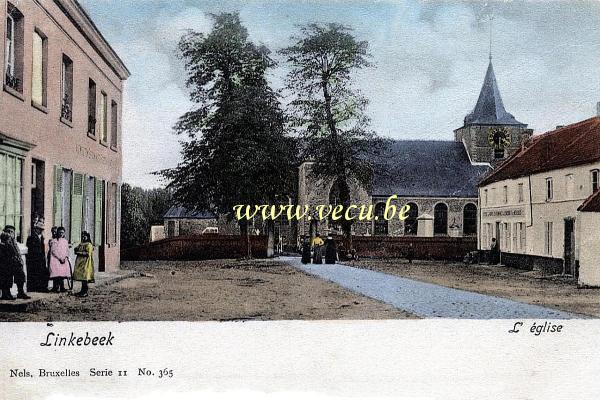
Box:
503, 185, 508, 204
517, 183, 524, 203
4, 4, 24, 97
110, 99, 118, 150
87, 78, 97, 138
99, 91, 108, 145
545, 177, 553, 201
591, 169, 599, 193
60, 54, 74, 125
31, 28, 48, 110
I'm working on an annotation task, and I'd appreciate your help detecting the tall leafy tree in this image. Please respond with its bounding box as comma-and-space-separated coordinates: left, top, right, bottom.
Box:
281, 23, 380, 245
159, 12, 297, 257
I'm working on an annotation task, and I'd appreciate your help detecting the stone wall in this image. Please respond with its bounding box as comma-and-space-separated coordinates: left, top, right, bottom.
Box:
454, 125, 533, 164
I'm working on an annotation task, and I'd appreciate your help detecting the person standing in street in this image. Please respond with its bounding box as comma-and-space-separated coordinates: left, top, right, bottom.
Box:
312, 233, 324, 264
324, 236, 338, 264
48, 227, 70, 293
26, 218, 49, 293
0, 225, 31, 300
73, 231, 94, 297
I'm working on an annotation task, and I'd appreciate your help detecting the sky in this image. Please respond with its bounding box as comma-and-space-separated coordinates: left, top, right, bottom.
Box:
79, 0, 600, 189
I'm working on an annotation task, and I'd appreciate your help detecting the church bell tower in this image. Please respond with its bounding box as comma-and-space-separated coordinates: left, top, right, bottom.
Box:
454, 58, 532, 165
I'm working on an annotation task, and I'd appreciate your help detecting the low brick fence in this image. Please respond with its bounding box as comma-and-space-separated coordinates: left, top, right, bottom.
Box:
121, 234, 268, 261
346, 236, 477, 261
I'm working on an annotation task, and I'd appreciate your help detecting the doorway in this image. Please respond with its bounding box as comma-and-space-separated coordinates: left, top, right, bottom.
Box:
30, 159, 45, 225
563, 218, 575, 276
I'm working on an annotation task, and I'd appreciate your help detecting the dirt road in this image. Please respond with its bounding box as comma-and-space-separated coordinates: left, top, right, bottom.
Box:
0, 259, 414, 322
349, 259, 600, 317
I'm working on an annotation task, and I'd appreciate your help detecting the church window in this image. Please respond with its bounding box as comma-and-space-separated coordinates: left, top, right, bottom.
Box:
373, 203, 388, 236
433, 203, 448, 236
404, 202, 418, 235
463, 203, 477, 236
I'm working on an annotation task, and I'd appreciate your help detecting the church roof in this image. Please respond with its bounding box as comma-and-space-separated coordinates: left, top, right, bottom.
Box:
163, 206, 217, 220
372, 140, 491, 198
480, 117, 600, 186
463, 61, 526, 127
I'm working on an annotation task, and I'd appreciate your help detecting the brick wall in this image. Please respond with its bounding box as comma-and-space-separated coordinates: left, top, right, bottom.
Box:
121, 235, 268, 261
347, 236, 477, 261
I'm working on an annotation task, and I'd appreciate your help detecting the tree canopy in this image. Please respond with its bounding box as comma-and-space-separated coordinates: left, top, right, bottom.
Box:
159, 13, 297, 222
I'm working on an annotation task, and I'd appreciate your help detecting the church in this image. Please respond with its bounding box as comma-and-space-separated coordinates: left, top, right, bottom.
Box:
297, 57, 533, 240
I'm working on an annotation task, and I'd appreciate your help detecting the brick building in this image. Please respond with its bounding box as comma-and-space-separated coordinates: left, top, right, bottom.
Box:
0, 0, 129, 271
298, 58, 530, 241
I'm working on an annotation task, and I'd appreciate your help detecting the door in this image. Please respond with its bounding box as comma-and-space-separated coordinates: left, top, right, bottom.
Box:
563, 218, 575, 275
30, 159, 45, 224
95, 179, 106, 272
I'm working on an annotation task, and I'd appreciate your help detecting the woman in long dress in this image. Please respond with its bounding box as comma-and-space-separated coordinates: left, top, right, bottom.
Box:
48, 227, 70, 292
73, 231, 94, 297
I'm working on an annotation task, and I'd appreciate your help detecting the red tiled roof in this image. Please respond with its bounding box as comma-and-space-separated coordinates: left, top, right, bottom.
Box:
480, 117, 600, 186
579, 190, 600, 212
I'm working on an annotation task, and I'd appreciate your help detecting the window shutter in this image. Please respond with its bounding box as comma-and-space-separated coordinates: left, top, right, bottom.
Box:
70, 173, 84, 245
116, 183, 121, 245
53, 165, 63, 227
95, 179, 103, 246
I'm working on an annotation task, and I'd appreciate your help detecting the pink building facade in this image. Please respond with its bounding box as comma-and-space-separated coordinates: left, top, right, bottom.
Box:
1, 0, 129, 271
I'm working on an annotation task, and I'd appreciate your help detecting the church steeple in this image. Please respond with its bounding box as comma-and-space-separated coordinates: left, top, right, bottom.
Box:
463, 60, 525, 127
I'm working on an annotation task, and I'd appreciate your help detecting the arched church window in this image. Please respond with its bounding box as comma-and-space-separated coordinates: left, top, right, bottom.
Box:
404, 202, 418, 235
374, 203, 388, 235
434, 203, 448, 235
463, 203, 477, 236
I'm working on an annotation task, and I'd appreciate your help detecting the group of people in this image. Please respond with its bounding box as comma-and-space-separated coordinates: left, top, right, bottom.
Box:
301, 233, 339, 265
0, 218, 96, 300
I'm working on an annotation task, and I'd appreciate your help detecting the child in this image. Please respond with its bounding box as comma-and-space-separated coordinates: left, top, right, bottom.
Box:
48, 227, 70, 292
73, 231, 94, 297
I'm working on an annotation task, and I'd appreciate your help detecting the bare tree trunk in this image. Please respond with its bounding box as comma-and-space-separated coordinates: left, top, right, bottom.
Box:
266, 219, 275, 258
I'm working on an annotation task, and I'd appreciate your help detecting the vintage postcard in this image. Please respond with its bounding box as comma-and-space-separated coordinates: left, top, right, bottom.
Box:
1, 0, 600, 398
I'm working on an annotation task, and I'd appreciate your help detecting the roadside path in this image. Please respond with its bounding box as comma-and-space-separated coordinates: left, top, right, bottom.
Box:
282, 257, 585, 319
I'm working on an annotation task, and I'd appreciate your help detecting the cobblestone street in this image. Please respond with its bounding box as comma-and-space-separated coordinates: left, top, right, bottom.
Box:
283, 257, 587, 319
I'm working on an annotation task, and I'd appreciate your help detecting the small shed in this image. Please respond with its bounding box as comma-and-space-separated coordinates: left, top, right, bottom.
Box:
163, 206, 218, 238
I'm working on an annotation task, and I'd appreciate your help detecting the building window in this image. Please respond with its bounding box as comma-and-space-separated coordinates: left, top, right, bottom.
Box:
373, 202, 388, 236
61, 55, 73, 122
503, 186, 508, 204
518, 222, 526, 252
546, 178, 553, 201
404, 202, 418, 235
110, 100, 118, 148
592, 169, 599, 193
5, 4, 23, 93
566, 174, 574, 199
463, 203, 477, 236
0, 152, 24, 239
484, 189, 488, 206
88, 79, 97, 135
99, 92, 108, 143
31, 30, 47, 107
433, 203, 448, 236
491, 188, 496, 205
517, 183, 524, 203
544, 221, 553, 255
503, 222, 510, 252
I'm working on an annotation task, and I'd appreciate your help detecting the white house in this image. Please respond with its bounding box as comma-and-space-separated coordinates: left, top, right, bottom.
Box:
478, 116, 600, 283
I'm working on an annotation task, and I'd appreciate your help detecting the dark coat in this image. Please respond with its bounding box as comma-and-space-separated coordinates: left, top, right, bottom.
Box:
301, 242, 311, 264
325, 239, 337, 264
0, 239, 25, 288
26, 234, 49, 291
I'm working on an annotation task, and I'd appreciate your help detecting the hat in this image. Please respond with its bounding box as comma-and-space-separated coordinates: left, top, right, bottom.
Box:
34, 217, 45, 230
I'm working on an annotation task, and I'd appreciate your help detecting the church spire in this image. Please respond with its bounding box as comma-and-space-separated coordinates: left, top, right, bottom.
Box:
463, 60, 525, 127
